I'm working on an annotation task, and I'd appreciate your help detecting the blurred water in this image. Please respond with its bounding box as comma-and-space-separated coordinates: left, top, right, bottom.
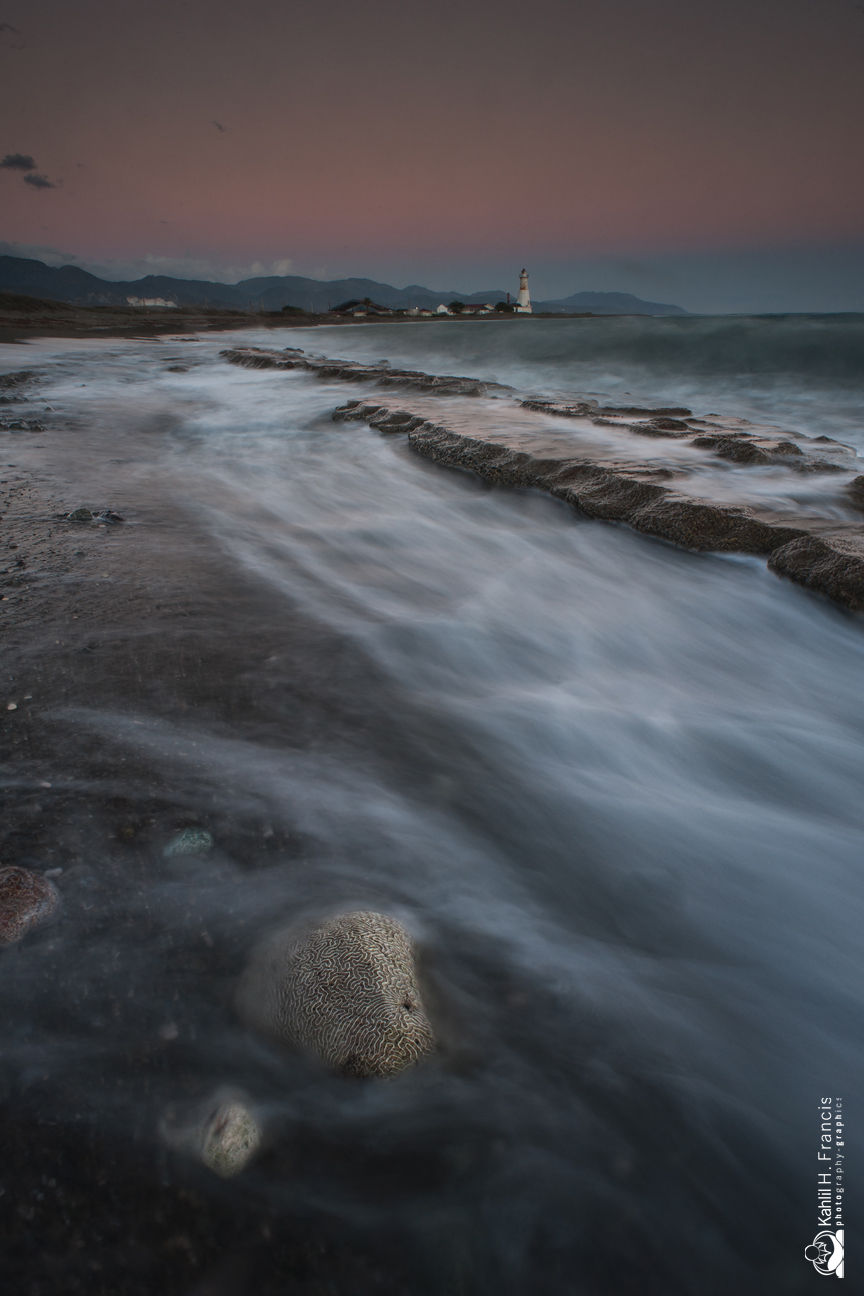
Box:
1, 321, 862, 1293
296, 313, 864, 448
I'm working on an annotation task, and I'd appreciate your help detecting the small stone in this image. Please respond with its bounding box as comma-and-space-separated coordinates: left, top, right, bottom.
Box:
160, 1089, 261, 1178
201, 1101, 261, 1178
163, 828, 214, 858
0, 866, 60, 945
68, 508, 93, 522
6, 702, 16, 711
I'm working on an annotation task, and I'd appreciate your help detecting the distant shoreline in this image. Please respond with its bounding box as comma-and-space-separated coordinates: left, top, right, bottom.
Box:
0, 297, 612, 346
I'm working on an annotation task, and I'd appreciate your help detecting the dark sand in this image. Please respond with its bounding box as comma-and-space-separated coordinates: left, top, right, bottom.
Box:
0, 366, 450, 1294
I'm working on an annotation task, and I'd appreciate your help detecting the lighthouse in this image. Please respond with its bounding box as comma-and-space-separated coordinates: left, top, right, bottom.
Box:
516, 268, 532, 314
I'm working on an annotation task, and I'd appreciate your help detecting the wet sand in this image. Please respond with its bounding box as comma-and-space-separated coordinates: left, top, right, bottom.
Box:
1, 327, 858, 1296
0, 382, 453, 1294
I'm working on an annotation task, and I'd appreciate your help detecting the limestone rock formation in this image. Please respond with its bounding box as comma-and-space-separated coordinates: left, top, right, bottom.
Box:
221, 346, 492, 397
238, 910, 435, 1077
768, 536, 864, 611
0, 866, 59, 945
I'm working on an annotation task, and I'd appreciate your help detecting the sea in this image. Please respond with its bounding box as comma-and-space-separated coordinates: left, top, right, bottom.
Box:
1, 313, 862, 1294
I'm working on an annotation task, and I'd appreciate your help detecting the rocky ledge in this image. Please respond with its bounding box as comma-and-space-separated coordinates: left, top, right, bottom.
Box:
522, 396, 854, 473
221, 345, 495, 397
333, 400, 864, 612
218, 347, 864, 612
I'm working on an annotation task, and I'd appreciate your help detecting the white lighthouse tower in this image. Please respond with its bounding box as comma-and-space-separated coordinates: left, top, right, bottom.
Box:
516, 268, 532, 314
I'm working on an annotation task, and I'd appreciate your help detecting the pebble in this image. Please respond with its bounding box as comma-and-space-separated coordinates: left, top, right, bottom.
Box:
160, 1089, 261, 1178
163, 828, 214, 858
0, 866, 60, 945
201, 1100, 261, 1177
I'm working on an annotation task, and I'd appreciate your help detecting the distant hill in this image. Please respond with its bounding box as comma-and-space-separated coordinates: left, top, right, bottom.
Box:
0, 257, 505, 312
536, 290, 688, 315
0, 257, 687, 316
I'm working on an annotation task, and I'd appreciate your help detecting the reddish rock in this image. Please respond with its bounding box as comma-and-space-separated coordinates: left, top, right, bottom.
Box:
0, 866, 59, 945
768, 536, 864, 611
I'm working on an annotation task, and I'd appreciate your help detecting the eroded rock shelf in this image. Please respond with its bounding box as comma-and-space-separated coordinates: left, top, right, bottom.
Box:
222, 346, 864, 612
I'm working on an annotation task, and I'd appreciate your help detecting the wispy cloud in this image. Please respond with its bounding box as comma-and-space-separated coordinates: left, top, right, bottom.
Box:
1, 153, 36, 171
0, 239, 79, 266
0, 20, 24, 48
66, 251, 296, 283
23, 172, 56, 189
0, 241, 300, 284
212, 120, 228, 133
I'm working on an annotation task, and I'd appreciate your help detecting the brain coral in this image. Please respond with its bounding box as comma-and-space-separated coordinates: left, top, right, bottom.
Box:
239, 910, 435, 1077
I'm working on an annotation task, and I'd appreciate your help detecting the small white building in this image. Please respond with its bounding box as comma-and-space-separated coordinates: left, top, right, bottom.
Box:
127, 296, 178, 308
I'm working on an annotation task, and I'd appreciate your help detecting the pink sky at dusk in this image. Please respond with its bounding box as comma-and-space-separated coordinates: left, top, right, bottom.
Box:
1, 0, 863, 309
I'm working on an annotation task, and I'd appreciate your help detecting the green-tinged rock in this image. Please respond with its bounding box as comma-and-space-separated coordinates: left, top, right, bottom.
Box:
68, 507, 93, 521
163, 828, 214, 858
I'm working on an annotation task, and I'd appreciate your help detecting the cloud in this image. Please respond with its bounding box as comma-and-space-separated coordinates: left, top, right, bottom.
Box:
0, 21, 24, 48
212, 120, 228, 133
58, 251, 295, 283
0, 241, 298, 284
0, 239, 79, 265
1, 153, 36, 171
23, 172, 56, 189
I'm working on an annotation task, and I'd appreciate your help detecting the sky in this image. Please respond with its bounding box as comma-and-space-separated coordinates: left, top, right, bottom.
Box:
1, 0, 863, 312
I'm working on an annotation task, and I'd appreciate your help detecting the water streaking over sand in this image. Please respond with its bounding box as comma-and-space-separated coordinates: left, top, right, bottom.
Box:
0, 318, 862, 1294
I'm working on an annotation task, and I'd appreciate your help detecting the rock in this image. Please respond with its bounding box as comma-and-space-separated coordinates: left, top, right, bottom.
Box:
406, 420, 809, 556
238, 910, 435, 1077
647, 417, 691, 431
0, 370, 36, 390
0, 866, 60, 945
68, 508, 93, 522
597, 404, 693, 417
689, 435, 775, 464
163, 828, 214, 858
160, 1089, 261, 1178
520, 398, 598, 417
768, 535, 864, 610
847, 476, 864, 508
221, 347, 497, 398
201, 1099, 260, 1177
